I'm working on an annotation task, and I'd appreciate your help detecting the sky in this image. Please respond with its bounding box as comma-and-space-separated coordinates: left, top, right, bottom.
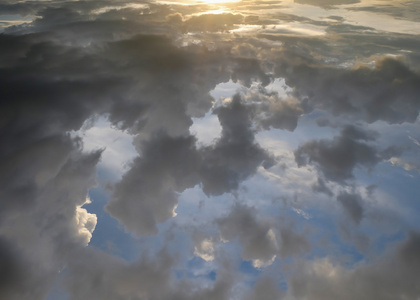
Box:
0, 0, 420, 299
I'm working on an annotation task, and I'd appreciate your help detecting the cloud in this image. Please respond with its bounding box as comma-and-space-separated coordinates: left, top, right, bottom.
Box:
287, 231, 420, 300
106, 133, 200, 236
0, 136, 101, 299
1, 0, 420, 299
74, 198, 98, 246
199, 94, 275, 196
107, 95, 275, 235
194, 237, 217, 262
217, 203, 310, 266
337, 191, 364, 224
183, 13, 244, 32
244, 276, 283, 300
217, 204, 278, 264
294, 125, 398, 182
242, 87, 303, 132
65, 248, 174, 300
276, 56, 420, 124
294, 0, 360, 8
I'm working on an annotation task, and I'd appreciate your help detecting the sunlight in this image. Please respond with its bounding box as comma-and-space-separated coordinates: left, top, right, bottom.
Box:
195, 0, 240, 4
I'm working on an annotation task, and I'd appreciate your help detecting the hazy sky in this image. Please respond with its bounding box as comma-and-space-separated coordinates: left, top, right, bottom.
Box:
1, 0, 420, 299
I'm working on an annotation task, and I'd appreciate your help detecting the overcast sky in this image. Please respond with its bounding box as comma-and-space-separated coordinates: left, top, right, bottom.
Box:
1, 0, 420, 299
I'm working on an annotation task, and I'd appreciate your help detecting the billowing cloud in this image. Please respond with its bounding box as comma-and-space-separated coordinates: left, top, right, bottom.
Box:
1, 0, 420, 299
217, 204, 278, 264
107, 95, 274, 235
294, 125, 398, 182
107, 133, 200, 236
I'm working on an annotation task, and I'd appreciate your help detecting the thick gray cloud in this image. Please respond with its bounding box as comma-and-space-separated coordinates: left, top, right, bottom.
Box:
217, 204, 278, 262
107, 133, 200, 236
294, 125, 398, 182
0, 136, 101, 300
217, 204, 310, 264
200, 95, 275, 196
276, 57, 420, 124
64, 248, 174, 300
107, 95, 274, 235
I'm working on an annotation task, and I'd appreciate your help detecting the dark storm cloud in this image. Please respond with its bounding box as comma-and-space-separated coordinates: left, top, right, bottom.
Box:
0, 135, 101, 300
0, 238, 22, 299
276, 56, 420, 124
294, 125, 399, 182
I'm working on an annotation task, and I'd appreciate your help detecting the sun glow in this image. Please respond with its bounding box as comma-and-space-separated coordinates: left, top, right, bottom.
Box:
195, 0, 240, 4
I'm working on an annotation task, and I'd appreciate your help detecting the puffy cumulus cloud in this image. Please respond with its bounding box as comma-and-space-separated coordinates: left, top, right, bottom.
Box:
74, 198, 98, 246
276, 57, 420, 124
294, 125, 399, 182
286, 232, 420, 300
241, 86, 303, 132
106, 133, 200, 236
108, 95, 275, 235
199, 94, 275, 196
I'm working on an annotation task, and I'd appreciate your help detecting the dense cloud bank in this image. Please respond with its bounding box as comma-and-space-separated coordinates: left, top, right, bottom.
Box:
1, 0, 420, 299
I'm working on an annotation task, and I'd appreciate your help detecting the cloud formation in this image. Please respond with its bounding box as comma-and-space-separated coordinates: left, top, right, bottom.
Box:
294, 125, 398, 182
0, 0, 419, 299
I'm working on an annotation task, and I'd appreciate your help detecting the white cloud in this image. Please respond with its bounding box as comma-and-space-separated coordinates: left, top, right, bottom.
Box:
74, 198, 97, 246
